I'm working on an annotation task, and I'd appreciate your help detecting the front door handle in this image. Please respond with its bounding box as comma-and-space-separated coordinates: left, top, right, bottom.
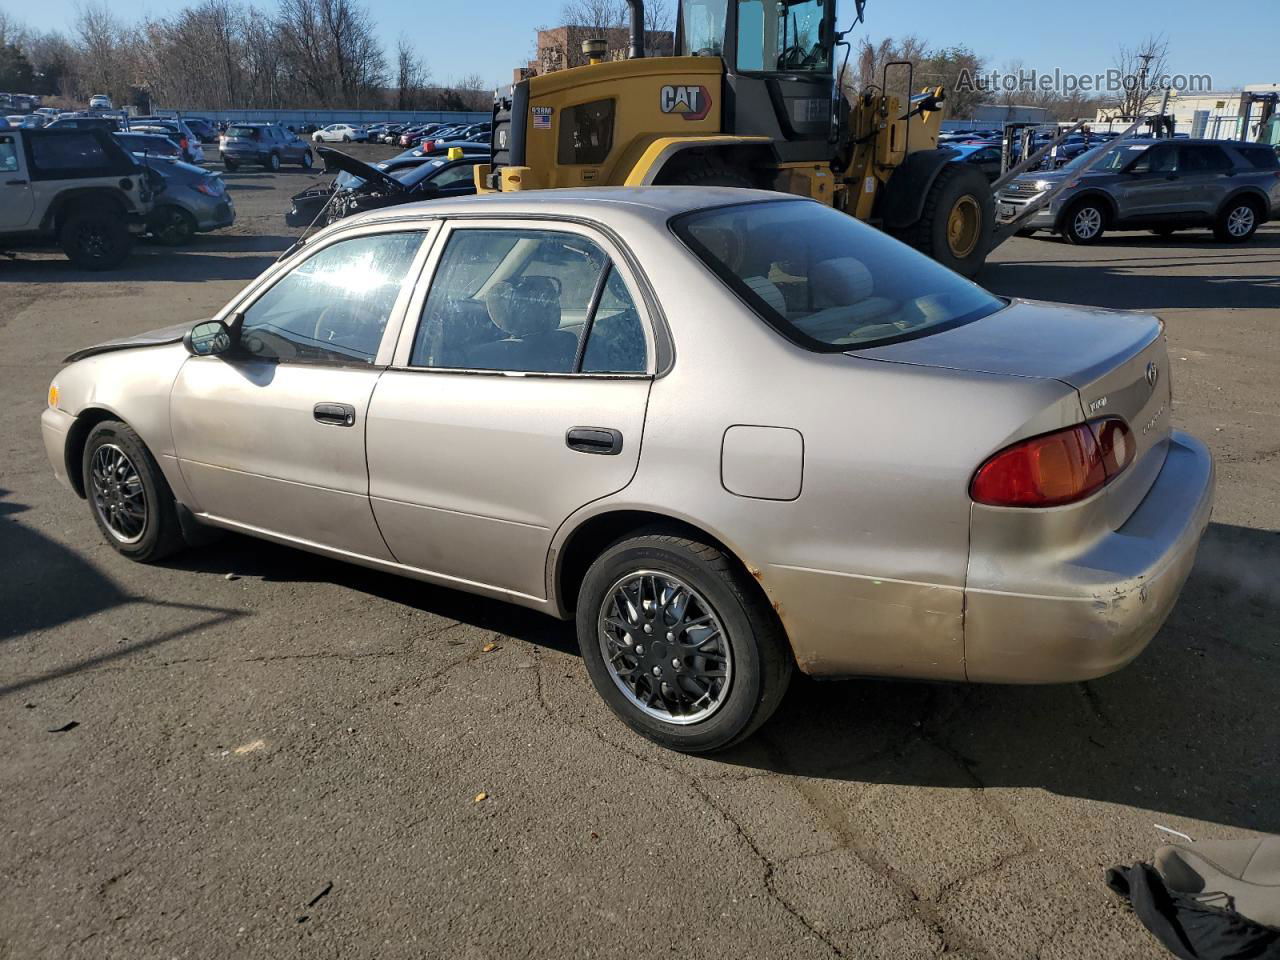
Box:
314, 402, 356, 427
566, 426, 623, 456
5, 179, 27, 186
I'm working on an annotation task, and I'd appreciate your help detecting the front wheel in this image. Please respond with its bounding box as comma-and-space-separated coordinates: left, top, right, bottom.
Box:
1063, 199, 1108, 245
82, 421, 185, 562
149, 205, 196, 246
267, 152, 281, 172
577, 531, 793, 753
301, 150, 313, 169
223, 157, 238, 171
900, 163, 993, 278
342, 135, 351, 143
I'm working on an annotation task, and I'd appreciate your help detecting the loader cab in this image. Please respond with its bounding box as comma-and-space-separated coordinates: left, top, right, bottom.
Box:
677, 0, 837, 160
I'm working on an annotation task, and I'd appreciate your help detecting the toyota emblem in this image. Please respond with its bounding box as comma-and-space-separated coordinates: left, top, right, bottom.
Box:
1145, 361, 1159, 389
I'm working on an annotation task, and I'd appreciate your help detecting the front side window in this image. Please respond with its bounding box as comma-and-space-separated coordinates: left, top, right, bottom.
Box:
737, 0, 830, 73
1129, 143, 1177, 174
673, 200, 1003, 351
410, 228, 647, 374
557, 99, 615, 166
239, 232, 423, 364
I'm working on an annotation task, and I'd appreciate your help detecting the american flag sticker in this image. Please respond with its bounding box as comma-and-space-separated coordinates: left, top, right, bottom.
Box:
532, 106, 553, 129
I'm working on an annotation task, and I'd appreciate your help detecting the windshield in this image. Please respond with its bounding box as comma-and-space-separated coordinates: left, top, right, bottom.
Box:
1061, 141, 1146, 173
672, 200, 1003, 351
737, 0, 830, 72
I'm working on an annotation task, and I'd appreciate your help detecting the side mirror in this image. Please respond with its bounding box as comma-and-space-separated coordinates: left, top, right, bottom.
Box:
184, 319, 234, 357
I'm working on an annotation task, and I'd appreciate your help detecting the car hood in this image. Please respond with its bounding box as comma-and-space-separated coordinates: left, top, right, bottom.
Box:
317, 146, 403, 193
851, 298, 1161, 389
64, 320, 195, 362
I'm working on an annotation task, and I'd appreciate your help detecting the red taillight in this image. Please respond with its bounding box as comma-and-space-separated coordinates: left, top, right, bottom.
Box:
970, 418, 1134, 508
180, 137, 188, 149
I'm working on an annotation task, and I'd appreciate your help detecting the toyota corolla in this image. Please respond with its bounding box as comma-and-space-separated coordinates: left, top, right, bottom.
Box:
41, 188, 1214, 752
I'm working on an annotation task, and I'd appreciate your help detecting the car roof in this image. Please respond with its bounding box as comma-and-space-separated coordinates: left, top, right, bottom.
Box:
343, 186, 799, 231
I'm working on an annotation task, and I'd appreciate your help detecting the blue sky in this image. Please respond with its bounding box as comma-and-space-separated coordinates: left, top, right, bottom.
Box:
26, 0, 1274, 92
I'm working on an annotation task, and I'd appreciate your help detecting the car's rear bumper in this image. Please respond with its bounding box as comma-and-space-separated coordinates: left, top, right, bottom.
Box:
963, 430, 1215, 683
41, 406, 75, 490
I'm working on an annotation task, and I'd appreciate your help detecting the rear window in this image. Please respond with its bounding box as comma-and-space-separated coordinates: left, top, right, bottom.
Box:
672, 200, 1004, 351
1236, 145, 1279, 170
227, 126, 261, 139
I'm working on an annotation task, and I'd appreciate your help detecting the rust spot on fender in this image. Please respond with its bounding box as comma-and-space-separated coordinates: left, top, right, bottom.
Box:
747, 566, 763, 580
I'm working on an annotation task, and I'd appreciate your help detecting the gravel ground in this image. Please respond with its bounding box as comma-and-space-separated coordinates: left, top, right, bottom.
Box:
1, 142, 1276, 959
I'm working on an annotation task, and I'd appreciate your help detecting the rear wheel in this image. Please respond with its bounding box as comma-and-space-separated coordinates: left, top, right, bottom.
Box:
300, 150, 313, 169
899, 164, 993, 278
149, 205, 196, 246
577, 530, 793, 753
59, 208, 132, 269
82, 421, 185, 562
1214, 199, 1260, 242
1063, 198, 1108, 245
223, 157, 238, 171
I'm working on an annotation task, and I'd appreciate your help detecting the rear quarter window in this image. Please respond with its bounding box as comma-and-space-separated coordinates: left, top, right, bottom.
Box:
1236, 146, 1279, 170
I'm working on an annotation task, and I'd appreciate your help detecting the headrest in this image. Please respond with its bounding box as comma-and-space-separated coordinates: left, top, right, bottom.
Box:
484, 276, 562, 337
811, 257, 874, 306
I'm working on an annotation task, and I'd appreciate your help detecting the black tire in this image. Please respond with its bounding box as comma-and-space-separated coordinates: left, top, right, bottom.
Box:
148, 205, 196, 246
300, 150, 313, 169
267, 152, 281, 172
1214, 198, 1261, 243
576, 529, 793, 753
1063, 198, 1108, 245
82, 421, 185, 563
655, 156, 756, 189
59, 207, 132, 270
223, 157, 239, 171
341, 135, 351, 143
897, 163, 992, 278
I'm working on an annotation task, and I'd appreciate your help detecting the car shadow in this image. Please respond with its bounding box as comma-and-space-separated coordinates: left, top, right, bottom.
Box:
719, 521, 1280, 835
981, 243, 1280, 309
0, 246, 282, 283
158, 518, 1278, 833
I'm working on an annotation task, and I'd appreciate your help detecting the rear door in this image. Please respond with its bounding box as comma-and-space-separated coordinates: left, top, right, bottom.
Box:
1176, 144, 1234, 216
366, 219, 655, 601
0, 132, 33, 228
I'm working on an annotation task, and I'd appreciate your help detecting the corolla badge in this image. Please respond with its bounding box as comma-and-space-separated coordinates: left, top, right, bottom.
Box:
1146, 361, 1159, 390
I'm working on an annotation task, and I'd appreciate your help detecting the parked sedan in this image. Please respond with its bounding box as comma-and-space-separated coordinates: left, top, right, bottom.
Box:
997, 138, 1280, 243
115, 132, 183, 160
946, 142, 1002, 182
140, 156, 234, 245
312, 123, 366, 143
41, 188, 1213, 753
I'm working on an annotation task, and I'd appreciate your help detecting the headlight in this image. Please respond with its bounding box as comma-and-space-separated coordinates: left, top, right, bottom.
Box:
1034, 180, 1053, 191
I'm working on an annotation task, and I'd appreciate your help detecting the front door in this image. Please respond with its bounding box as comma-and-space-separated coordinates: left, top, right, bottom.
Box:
0, 133, 34, 228
171, 227, 430, 558
366, 221, 655, 602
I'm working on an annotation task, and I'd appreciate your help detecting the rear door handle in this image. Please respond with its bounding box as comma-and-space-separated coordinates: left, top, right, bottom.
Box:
314, 402, 356, 427
566, 426, 623, 456
5, 179, 27, 186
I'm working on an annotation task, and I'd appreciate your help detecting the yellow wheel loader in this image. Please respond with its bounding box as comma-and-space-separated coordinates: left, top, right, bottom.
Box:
475, 0, 993, 276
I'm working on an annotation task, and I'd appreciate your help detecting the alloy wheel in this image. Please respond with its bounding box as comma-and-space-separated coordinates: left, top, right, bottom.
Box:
90, 443, 147, 544
1073, 206, 1103, 239
1227, 205, 1255, 238
597, 570, 732, 725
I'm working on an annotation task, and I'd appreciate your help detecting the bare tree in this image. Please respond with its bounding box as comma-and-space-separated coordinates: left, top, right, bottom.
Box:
395, 35, 429, 111
1113, 34, 1170, 120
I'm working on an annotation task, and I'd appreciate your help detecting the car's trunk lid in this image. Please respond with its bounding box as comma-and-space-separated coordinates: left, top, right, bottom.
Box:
854, 298, 1173, 524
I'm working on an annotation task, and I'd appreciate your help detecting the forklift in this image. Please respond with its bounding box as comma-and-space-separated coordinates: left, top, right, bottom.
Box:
475, 0, 994, 276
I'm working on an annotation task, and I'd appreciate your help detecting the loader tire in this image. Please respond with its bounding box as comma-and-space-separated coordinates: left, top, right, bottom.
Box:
655, 156, 756, 189
899, 163, 992, 278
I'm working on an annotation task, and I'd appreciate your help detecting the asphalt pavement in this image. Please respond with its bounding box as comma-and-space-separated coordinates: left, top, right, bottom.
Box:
1, 144, 1277, 959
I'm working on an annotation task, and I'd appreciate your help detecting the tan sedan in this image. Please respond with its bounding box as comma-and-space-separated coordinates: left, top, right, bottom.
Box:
42, 188, 1214, 752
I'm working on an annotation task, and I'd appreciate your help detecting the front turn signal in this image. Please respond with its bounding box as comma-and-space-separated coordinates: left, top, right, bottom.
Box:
48, 383, 59, 408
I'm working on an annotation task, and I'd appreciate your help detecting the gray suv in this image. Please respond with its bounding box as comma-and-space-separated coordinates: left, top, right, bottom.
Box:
220, 122, 313, 172
997, 138, 1280, 244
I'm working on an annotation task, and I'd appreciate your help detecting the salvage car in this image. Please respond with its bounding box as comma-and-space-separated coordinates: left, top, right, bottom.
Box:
220, 123, 313, 171
283, 145, 480, 227
141, 156, 234, 245
41, 188, 1214, 753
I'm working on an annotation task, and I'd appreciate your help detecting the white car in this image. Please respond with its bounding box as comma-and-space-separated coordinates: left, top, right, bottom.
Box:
88, 94, 113, 110
312, 123, 366, 143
